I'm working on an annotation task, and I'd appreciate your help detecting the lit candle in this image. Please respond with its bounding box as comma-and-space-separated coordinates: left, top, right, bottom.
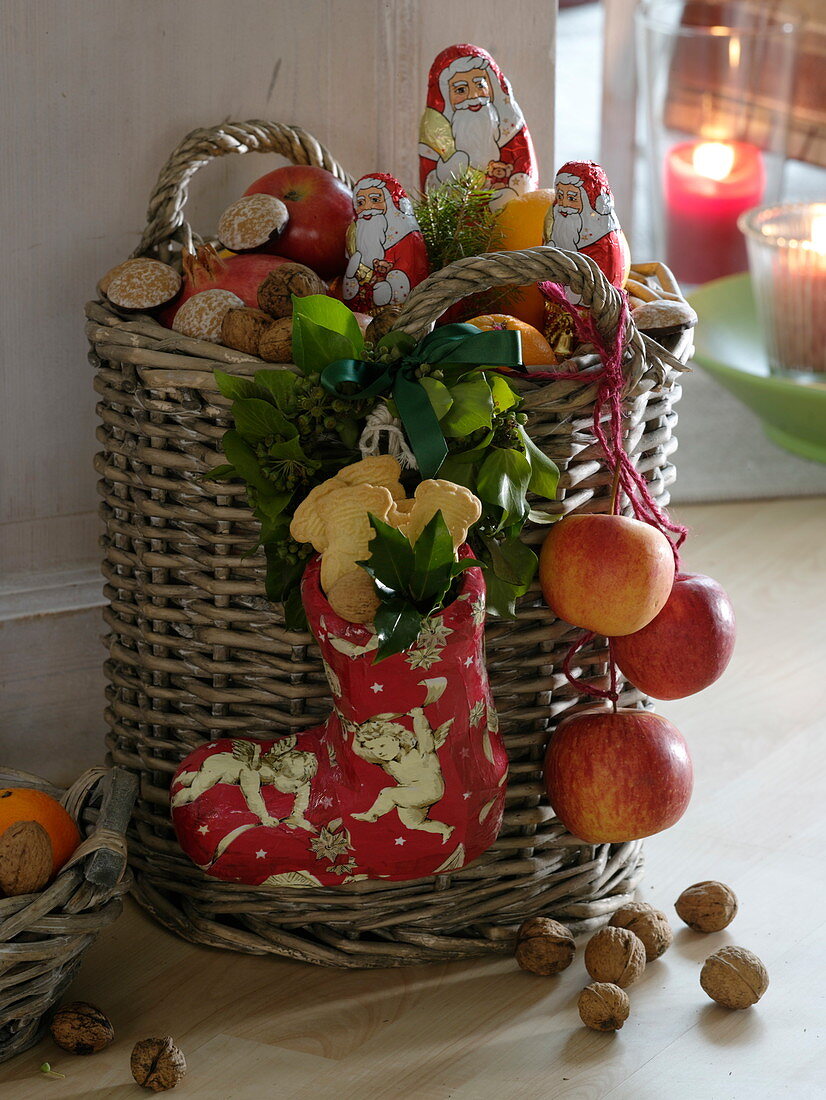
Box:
740, 203, 826, 378
664, 140, 765, 284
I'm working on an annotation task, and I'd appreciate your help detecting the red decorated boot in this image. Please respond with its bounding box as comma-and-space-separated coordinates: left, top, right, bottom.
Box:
171, 553, 508, 886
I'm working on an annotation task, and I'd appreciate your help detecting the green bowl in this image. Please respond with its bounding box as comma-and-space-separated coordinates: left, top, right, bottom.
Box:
688, 273, 826, 464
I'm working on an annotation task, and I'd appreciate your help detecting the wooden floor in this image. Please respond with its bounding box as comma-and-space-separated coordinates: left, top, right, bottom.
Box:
2, 498, 825, 1099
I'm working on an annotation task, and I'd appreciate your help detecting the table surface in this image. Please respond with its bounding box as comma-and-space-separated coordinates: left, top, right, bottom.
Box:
2, 498, 825, 1100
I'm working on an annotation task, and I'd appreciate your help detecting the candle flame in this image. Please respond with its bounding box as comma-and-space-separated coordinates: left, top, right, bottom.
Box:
692, 142, 735, 181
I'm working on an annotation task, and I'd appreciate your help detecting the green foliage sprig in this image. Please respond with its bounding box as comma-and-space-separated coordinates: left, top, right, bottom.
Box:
359, 511, 481, 661
413, 168, 503, 270
208, 294, 561, 637
207, 296, 380, 629
428, 364, 560, 616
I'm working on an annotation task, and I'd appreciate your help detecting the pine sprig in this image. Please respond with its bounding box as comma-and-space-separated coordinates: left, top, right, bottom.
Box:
413, 169, 504, 270
413, 170, 520, 319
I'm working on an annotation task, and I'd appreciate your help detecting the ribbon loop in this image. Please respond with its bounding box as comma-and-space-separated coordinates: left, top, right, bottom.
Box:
320, 324, 522, 480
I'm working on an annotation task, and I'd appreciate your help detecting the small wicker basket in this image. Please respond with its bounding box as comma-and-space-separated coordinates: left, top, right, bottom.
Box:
87, 120, 691, 968
0, 767, 137, 1062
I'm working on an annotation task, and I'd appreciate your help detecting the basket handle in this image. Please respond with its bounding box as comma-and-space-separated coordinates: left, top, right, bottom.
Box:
393, 247, 624, 345
134, 119, 354, 260
392, 246, 655, 383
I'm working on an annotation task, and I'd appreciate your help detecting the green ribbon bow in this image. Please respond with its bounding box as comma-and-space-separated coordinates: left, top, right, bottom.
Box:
320, 323, 523, 479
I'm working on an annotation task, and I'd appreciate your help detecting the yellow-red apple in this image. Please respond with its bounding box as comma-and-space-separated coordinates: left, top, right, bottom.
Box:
543, 708, 693, 843
539, 514, 675, 636
244, 165, 353, 279
612, 572, 736, 700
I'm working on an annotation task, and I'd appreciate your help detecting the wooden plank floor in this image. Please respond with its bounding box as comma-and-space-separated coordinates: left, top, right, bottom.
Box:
2, 498, 825, 1099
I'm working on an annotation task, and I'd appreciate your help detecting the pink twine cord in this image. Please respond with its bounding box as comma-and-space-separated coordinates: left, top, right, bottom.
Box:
536, 281, 688, 703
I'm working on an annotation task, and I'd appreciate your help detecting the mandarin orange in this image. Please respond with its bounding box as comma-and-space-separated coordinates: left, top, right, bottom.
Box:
0, 788, 81, 873
467, 313, 555, 367
490, 189, 555, 329
496, 189, 555, 252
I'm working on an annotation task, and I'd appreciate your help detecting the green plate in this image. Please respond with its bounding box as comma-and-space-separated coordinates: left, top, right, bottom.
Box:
688, 273, 826, 464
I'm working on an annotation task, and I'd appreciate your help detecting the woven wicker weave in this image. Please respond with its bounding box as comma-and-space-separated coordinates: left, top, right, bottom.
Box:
87, 121, 691, 968
0, 767, 136, 1061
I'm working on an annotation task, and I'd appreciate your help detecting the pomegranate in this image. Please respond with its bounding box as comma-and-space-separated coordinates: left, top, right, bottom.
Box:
157, 245, 293, 328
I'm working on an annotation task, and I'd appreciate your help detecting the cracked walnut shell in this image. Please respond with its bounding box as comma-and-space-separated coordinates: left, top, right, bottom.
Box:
609, 901, 673, 961
700, 946, 768, 1009
578, 983, 630, 1031
676, 880, 738, 932
131, 1037, 187, 1091
584, 926, 646, 988
515, 917, 576, 975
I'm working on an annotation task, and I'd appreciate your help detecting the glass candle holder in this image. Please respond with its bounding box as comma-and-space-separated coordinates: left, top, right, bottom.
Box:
739, 203, 826, 380
636, 0, 798, 286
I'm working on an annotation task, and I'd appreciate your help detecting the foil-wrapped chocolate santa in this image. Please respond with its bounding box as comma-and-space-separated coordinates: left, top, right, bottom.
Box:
342, 173, 429, 315
543, 160, 629, 293
419, 43, 538, 208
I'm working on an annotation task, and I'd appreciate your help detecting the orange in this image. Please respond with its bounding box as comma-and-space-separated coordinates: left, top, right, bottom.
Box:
495, 188, 555, 252
467, 313, 555, 367
0, 788, 81, 873
489, 189, 555, 329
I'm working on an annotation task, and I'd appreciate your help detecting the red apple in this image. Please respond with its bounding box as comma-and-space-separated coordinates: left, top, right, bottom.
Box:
544, 708, 693, 843
612, 572, 736, 700
539, 514, 675, 636
244, 165, 353, 279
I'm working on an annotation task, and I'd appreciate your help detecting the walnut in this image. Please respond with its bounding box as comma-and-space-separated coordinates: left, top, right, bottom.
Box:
676, 881, 738, 932
50, 1002, 114, 1055
131, 1037, 187, 1091
700, 946, 769, 1010
258, 316, 294, 363
220, 307, 274, 356
584, 926, 646, 988
609, 901, 673, 961
515, 917, 576, 976
0, 820, 52, 895
365, 305, 403, 343
578, 983, 630, 1031
257, 263, 326, 318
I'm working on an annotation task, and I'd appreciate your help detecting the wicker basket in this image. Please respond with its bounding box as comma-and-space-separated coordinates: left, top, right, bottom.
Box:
0, 767, 137, 1061
87, 120, 691, 968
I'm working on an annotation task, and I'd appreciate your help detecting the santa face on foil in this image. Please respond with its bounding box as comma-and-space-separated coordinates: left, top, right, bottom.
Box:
342, 173, 429, 315
419, 44, 538, 208
543, 160, 626, 295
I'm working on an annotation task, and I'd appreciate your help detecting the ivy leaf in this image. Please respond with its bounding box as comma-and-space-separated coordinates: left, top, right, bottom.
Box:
408, 510, 455, 605
489, 372, 520, 414
214, 370, 266, 402
293, 294, 364, 347
476, 447, 532, 529
252, 490, 292, 522
291, 295, 363, 374
480, 534, 537, 587
374, 598, 424, 662
203, 463, 236, 482
282, 584, 309, 632
254, 369, 299, 413
421, 377, 454, 420
232, 397, 296, 442
221, 430, 276, 497
451, 557, 484, 577
439, 375, 494, 438
518, 426, 560, 500
483, 570, 523, 619
357, 515, 415, 597
265, 544, 307, 603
